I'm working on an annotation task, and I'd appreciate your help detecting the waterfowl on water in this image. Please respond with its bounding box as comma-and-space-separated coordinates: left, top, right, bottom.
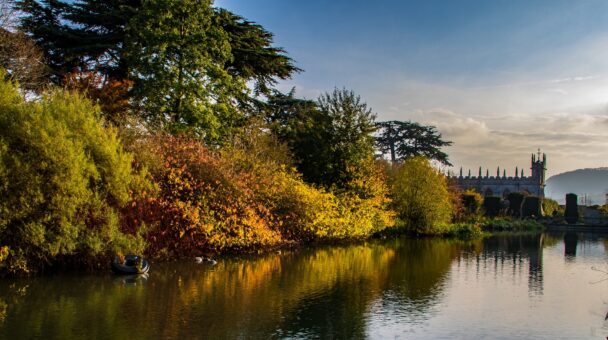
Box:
195, 257, 217, 265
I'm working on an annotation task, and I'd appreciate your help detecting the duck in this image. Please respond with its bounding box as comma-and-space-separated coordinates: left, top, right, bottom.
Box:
195, 257, 217, 265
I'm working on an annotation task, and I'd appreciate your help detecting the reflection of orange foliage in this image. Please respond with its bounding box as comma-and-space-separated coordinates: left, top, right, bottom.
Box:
160, 243, 397, 338
64, 72, 132, 124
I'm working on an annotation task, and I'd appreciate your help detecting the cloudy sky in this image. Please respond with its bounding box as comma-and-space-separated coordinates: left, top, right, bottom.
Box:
217, 0, 608, 177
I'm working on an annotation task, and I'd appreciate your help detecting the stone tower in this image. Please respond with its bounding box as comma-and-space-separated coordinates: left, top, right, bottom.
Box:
530, 149, 547, 198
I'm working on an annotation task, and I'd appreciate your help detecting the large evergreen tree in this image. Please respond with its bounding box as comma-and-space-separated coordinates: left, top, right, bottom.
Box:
216, 9, 301, 98
18, 0, 298, 94
19, 0, 299, 136
126, 0, 245, 142
18, 0, 73, 83
375, 120, 452, 166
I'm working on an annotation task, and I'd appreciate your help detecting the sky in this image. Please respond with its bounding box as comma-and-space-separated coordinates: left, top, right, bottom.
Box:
217, 0, 608, 177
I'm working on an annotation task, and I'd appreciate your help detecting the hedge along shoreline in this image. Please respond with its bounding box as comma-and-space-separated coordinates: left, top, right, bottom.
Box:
0, 76, 394, 275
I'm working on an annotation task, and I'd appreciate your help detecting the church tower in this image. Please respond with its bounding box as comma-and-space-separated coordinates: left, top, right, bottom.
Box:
530, 149, 546, 197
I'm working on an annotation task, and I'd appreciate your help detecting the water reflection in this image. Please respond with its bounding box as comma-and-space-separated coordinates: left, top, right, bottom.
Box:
455, 234, 544, 295
564, 232, 579, 259
0, 234, 607, 339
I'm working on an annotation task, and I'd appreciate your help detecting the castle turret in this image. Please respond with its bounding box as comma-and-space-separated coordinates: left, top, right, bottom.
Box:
530, 149, 546, 197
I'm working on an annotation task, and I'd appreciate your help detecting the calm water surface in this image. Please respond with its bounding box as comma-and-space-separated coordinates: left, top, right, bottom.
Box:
1, 233, 607, 339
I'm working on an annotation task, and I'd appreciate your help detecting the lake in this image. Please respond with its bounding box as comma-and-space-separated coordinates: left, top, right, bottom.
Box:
1, 233, 607, 339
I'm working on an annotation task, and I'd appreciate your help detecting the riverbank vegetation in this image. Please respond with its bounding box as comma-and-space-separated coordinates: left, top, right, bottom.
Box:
0, 0, 546, 275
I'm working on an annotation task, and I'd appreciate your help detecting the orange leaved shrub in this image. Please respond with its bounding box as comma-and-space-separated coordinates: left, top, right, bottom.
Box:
122, 131, 393, 259
122, 134, 283, 258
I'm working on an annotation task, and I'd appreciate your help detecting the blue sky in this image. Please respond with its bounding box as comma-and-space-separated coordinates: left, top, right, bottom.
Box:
217, 0, 608, 177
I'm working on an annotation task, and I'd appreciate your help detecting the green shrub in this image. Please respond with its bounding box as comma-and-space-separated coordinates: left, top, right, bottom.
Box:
0, 74, 146, 275
521, 196, 541, 218
542, 198, 562, 217
483, 196, 502, 217
390, 157, 452, 234
460, 189, 483, 220
439, 222, 484, 239
506, 192, 524, 217
482, 217, 544, 232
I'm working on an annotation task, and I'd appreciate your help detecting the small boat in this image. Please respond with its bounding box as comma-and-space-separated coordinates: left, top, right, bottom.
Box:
112, 255, 150, 274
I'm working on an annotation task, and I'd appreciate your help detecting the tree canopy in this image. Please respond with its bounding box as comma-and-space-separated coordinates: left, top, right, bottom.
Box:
18, 0, 300, 134
126, 0, 245, 142
267, 88, 377, 189
390, 156, 453, 233
375, 120, 452, 165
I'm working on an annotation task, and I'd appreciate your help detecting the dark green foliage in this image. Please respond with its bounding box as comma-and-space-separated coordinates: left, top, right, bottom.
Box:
126, 0, 246, 142
0, 73, 146, 275
483, 196, 501, 217
60, 0, 140, 80
482, 218, 544, 232
461, 190, 483, 217
19, 0, 140, 83
506, 192, 524, 217
375, 120, 452, 165
268, 88, 377, 189
263, 88, 318, 129
441, 223, 484, 238
565, 193, 579, 224
521, 196, 540, 218
18, 0, 73, 83
19, 1, 299, 123
264, 89, 330, 184
216, 9, 301, 97
314, 88, 377, 189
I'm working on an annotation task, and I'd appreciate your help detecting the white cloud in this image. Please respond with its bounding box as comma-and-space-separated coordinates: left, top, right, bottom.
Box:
398, 108, 608, 177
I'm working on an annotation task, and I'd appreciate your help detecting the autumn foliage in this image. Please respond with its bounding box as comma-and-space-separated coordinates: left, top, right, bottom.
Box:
64, 72, 133, 125
122, 132, 393, 259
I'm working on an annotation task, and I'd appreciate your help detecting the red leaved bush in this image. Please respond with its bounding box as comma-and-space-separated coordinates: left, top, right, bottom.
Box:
122, 134, 283, 259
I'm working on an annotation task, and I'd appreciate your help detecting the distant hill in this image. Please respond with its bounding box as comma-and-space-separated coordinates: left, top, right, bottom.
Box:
545, 168, 608, 205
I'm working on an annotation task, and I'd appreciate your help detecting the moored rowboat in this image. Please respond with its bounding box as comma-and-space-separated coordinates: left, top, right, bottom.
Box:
112, 255, 150, 274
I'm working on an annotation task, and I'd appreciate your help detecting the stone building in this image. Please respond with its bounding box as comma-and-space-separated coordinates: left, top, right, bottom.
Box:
451, 151, 546, 198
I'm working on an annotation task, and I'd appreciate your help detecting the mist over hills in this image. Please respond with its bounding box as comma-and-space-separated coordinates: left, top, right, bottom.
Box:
545, 168, 608, 205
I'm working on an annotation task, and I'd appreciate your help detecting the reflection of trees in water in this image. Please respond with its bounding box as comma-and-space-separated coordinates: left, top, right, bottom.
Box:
0, 239, 462, 339
564, 232, 578, 260
456, 234, 545, 295
382, 239, 457, 308
277, 238, 460, 338
547, 231, 607, 261
13, 235, 588, 339
0, 244, 396, 339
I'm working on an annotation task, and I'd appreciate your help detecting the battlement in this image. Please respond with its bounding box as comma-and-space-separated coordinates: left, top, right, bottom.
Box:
451, 151, 547, 197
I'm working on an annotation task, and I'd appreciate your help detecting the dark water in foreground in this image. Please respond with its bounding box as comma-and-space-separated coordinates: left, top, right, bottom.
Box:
1, 233, 607, 339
